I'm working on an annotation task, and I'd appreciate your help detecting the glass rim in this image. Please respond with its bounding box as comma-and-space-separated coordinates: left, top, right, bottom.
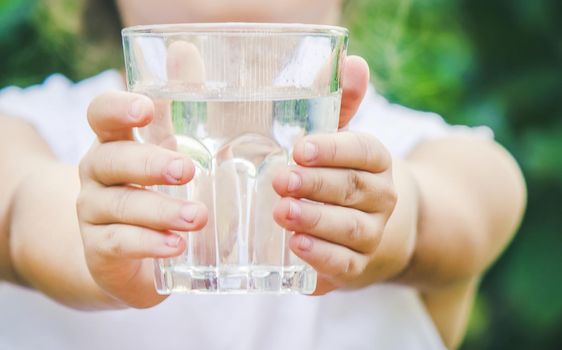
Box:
122, 22, 348, 38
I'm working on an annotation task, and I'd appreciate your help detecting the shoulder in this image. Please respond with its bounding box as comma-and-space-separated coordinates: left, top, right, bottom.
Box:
348, 86, 494, 158
0, 70, 124, 164
0, 70, 123, 111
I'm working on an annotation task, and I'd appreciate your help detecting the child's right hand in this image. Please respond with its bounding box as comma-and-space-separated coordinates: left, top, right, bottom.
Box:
77, 91, 208, 308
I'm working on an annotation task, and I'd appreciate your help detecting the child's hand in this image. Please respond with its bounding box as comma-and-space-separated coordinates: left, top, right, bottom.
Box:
271, 57, 396, 296
272, 132, 397, 295
76, 56, 370, 306
77, 92, 208, 308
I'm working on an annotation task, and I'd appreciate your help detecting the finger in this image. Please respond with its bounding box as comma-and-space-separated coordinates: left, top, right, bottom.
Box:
167, 41, 206, 83
142, 99, 176, 150
81, 141, 194, 186
273, 198, 382, 253
83, 224, 186, 260
88, 91, 154, 142
135, 42, 207, 150
94, 258, 168, 309
293, 131, 391, 173
78, 185, 208, 231
310, 277, 339, 296
339, 56, 370, 128
273, 166, 395, 213
289, 233, 368, 285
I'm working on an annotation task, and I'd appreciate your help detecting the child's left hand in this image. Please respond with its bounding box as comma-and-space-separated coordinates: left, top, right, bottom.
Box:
272, 131, 397, 295
272, 56, 398, 295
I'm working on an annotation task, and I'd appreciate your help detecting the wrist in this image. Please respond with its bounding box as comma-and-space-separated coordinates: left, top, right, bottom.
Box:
384, 159, 420, 282
7, 174, 41, 288
357, 158, 419, 286
0, 228, 27, 286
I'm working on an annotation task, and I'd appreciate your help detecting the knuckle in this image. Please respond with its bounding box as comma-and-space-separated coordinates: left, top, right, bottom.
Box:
94, 144, 120, 181
155, 196, 175, 226
353, 133, 376, 168
345, 215, 363, 245
343, 170, 364, 206
378, 177, 398, 215
339, 256, 366, 281
332, 256, 353, 281
386, 185, 398, 210
134, 228, 147, 253
310, 172, 326, 195
107, 146, 124, 179
320, 249, 337, 270
322, 251, 363, 282
307, 205, 323, 231
97, 226, 123, 259
353, 256, 368, 277
364, 220, 383, 252
327, 137, 338, 162
143, 146, 162, 180
112, 187, 135, 222
375, 141, 392, 170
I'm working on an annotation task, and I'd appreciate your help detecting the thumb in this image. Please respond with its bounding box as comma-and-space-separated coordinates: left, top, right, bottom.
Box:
87, 91, 154, 143
339, 55, 370, 128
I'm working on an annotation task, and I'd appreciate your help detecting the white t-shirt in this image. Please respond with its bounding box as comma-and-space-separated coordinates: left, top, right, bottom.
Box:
0, 70, 491, 350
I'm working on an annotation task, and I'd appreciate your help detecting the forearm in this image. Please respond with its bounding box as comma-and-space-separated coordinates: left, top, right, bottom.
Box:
377, 136, 525, 348
0, 116, 122, 309
396, 137, 526, 289
0, 115, 52, 284
1, 188, 20, 284
393, 159, 483, 289
9, 162, 125, 310
391, 158, 481, 349
0, 207, 20, 284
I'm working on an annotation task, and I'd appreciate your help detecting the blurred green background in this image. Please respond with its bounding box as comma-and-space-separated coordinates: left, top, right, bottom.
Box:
1, 0, 561, 348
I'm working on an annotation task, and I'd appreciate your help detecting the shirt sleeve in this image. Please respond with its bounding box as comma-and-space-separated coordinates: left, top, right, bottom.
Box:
0, 70, 123, 164
348, 86, 494, 158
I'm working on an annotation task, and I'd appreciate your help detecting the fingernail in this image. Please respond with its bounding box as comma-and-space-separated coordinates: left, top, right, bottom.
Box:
303, 142, 318, 162
129, 98, 147, 121
297, 235, 313, 251
165, 234, 182, 248
287, 171, 301, 192
167, 159, 184, 181
287, 200, 301, 220
181, 205, 198, 223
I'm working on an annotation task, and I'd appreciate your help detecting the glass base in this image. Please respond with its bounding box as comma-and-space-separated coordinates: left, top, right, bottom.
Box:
154, 263, 317, 295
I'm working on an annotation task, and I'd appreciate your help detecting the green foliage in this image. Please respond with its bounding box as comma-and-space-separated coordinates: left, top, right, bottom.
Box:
345, 0, 562, 349
0, 0, 120, 87
345, 0, 473, 120
1, 0, 561, 348
0, 0, 34, 41
0, 0, 77, 86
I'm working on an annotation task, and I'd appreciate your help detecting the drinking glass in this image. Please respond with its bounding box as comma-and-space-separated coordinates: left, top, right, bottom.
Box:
122, 23, 348, 294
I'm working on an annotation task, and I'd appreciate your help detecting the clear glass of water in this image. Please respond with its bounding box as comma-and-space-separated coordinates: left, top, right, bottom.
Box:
122, 23, 348, 294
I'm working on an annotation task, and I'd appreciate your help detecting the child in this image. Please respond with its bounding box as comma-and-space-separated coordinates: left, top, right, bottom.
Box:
0, 0, 525, 349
